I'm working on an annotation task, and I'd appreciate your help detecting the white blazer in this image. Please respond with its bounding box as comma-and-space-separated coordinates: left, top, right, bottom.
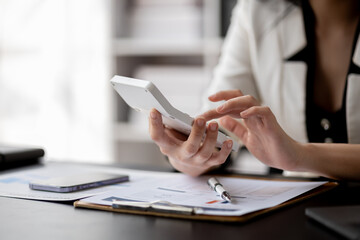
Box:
203, 0, 360, 144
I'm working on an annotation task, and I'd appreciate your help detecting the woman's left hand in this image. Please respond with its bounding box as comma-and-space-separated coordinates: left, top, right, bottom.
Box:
200, 90, 303, 172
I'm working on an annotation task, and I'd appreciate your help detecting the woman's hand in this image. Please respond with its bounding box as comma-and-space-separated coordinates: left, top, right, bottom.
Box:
201, 90, 303, 172
148, 109, 233, 176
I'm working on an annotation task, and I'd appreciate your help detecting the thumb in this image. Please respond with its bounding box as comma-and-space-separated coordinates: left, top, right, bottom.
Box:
219, 116, 248, 142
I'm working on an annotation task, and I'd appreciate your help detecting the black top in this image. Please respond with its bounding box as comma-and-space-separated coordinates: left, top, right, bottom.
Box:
287, 0, 360, 143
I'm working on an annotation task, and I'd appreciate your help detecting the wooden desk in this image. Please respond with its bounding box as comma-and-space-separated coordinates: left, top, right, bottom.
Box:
1, 162, 359, 240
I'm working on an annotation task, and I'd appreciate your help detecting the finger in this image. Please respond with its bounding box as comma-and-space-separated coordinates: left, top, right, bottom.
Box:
199, 109, 224, 122
219, 116, 248, 142
208, 90, 244, 102
241, 106, 274, 120
240, 106, 277, 129
200, 108, 245, 122
203, 140, 233, 167
149, 109, 176, 148
216, 95, 259, 114
194, 122, 219, 163
182, 118, 206, 158
200, 94, 257, 121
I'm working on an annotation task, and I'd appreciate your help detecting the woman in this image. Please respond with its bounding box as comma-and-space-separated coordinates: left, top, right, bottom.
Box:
148, 0, 360, 180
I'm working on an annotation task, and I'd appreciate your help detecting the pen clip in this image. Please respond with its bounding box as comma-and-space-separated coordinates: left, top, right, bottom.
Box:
112, 200, 198, 215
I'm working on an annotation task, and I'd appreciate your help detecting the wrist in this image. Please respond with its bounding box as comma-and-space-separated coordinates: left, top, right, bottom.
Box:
293, 143, 317, 173
281, 140, 309, 172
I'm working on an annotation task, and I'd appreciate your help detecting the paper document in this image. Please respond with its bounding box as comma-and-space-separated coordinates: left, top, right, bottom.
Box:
81, 175, 327, 216
0, 162, 327, 217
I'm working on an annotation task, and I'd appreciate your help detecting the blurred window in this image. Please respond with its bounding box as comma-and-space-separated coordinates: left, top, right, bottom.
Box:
0, 0, 111, 163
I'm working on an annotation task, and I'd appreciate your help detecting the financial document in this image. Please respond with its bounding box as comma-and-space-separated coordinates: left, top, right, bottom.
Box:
81, 175, 327, 216
0, 162, 327, 216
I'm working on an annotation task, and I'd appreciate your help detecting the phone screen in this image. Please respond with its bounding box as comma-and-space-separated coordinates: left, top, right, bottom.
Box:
29, 172, 129, 193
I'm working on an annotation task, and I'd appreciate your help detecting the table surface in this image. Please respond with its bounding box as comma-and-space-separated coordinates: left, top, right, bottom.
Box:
1, 162, 359, 240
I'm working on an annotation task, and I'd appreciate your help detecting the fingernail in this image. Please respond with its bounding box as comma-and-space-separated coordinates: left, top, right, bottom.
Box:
210, 122, 218, 131
150, 111, 157, 119
227, 141, 233, 149
240, 110, 248, 117
217, 105, 224, 112
197, 118, 205, 127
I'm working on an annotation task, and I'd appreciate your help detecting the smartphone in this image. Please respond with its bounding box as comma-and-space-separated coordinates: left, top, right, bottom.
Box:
110, 75, 239, 152
29, 172, 129, 193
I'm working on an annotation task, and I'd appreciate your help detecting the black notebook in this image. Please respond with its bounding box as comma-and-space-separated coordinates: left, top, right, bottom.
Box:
0, 145, 45, 170
306, 206, 360, 240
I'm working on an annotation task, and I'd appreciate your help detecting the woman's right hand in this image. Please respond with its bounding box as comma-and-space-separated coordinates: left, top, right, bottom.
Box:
148, 108, 233, 177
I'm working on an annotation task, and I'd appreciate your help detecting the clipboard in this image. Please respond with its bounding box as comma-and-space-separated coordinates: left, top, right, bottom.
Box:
74, 178, 338, 222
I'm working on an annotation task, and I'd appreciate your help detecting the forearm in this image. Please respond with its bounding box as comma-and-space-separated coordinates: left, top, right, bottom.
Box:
300, 143, 360, 181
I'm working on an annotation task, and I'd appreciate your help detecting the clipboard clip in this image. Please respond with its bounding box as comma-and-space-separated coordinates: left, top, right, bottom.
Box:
112, 200, 199, 215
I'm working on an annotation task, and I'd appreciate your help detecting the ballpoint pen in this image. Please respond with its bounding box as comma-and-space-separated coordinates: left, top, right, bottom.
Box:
207, 177, 232, 202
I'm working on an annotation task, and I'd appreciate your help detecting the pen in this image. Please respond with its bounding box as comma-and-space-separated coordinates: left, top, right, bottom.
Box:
207, 177, 232, 202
